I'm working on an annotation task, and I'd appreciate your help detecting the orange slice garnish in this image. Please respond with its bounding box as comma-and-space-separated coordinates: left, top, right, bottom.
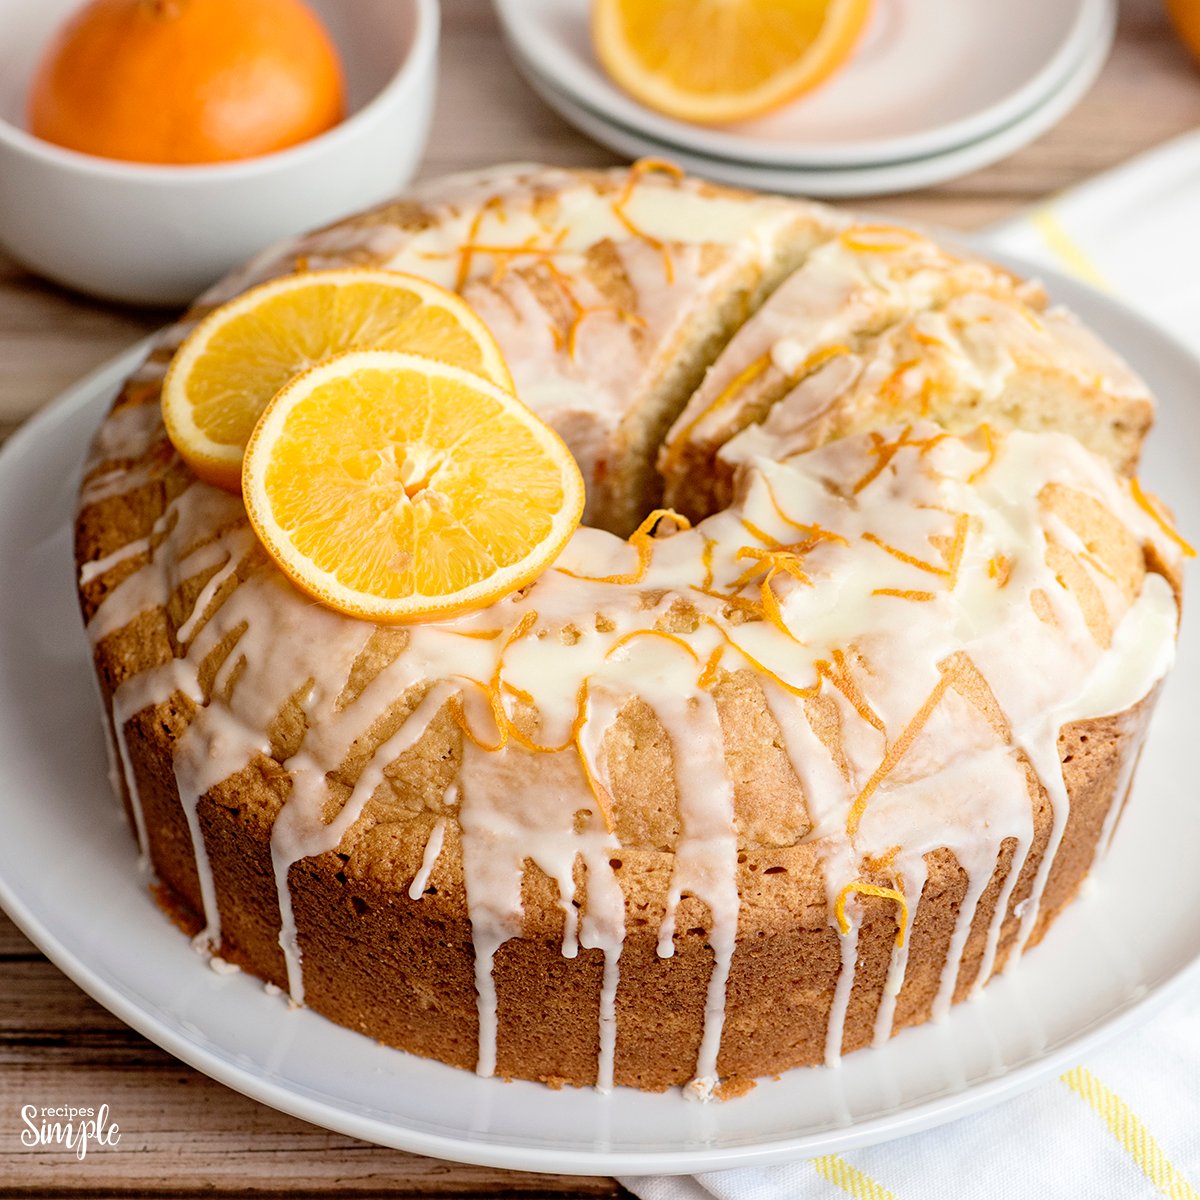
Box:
241, 350, 584, 623
592, 0, 873, 125
163, 269, 514, 490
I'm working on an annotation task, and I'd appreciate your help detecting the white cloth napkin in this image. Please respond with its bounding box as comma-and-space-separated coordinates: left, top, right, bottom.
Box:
621, 130, 1200, 1200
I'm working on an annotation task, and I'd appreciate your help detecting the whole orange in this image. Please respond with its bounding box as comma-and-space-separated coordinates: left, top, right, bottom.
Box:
1168, 0, 1200, 65
27, 0, 346, 165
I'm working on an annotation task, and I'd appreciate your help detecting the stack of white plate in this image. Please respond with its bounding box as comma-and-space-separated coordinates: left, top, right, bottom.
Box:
494, 0, 1117, 197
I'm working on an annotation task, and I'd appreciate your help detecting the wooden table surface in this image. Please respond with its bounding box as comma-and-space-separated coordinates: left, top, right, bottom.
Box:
1, 0, 1197, 1193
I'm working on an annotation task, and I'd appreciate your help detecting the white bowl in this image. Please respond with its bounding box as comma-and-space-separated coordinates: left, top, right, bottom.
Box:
0, 0, 440, 306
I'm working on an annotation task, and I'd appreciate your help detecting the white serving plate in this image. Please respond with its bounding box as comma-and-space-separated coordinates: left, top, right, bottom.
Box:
494, 0, 1110, 169
509, 10, 1114, 200
0, 250, 1197, 1175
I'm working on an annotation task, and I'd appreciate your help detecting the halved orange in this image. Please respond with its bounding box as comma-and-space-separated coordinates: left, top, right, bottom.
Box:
592, 0, 873, 125
1169, 0, 1200, 67
163, 269, 514, 491
242, 350, 585, 623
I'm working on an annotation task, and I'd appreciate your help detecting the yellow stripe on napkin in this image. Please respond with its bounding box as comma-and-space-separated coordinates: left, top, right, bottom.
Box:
1030, 209, 1113, 292
811, 1154, 899, 1200
1061, 1066, 1200, 1200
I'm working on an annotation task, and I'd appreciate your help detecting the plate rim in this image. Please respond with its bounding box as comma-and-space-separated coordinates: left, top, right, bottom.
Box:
0, 244, 1198, 1175
506, 9, 1115, 200
493, 0, 1111, 169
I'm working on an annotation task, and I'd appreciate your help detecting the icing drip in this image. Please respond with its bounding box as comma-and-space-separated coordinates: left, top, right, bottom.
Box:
647, 685, 738, 1092
110, 660, 201, 867
870, 853, 925, 1048
408, 819, 446, 900
273, 680, 455, 1002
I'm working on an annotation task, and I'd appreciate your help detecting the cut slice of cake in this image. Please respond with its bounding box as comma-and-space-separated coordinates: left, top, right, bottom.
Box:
715, 289, 1154, 504
659, 226, 1047, 520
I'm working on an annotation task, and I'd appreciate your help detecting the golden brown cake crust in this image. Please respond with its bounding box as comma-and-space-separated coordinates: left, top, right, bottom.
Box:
85, 585, 1157, 1089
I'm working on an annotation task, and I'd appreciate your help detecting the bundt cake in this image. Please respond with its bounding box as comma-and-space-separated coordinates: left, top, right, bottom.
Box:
75, 162, 1186, 1097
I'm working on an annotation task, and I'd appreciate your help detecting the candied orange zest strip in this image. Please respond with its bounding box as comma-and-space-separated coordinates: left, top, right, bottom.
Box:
916, 377, 935, 418
838, 223, 925, 254
967, 422, 998, 484
542, 258, 648, 361
544, 255, 585, 307
559, 508, 691, 585
835, 881, 909, 947
872, 588, 937, 601
502, 720, 580, 758
702, 616, 820, 699
449, 679, 508, 753
855, 425, 951, 482
988, 554, 1012, 587
739, 517, 781, 548
698, 645, 724, 690
945, 512, 971, 589
847, 671, 956, 836
759, 572, 799, 642
863, 845, 901, 873
457, 612, 576, 755
610, 205, 675, 284
446, 627, 505, 641
505, 723, 574, 755
760, 474, 851, 547
802, 342, 854, 374
501, 610, 539, 650
660, 353, 773, 471
427, 240, 572, 265
733, 545, 814, 588
611, 158, 684, 285
701, 536, 718, 591
733, 546, 815, 642
917, 431, 950, 459
604, 628, 699, 663
494, 231, 572, 286
1130, 477, 1197, 557
815, 649, 885, 734
502, 645, 594, 759
502, 681, 537, 707
862, 531, 949, 577
617, 157, 686, 204
688, 585, 764, 618
879, 359, 922, 410
454, 194, 506, 291
910, 326, 948, 350
572, 679, 616, 833
852, 426, 914, 494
